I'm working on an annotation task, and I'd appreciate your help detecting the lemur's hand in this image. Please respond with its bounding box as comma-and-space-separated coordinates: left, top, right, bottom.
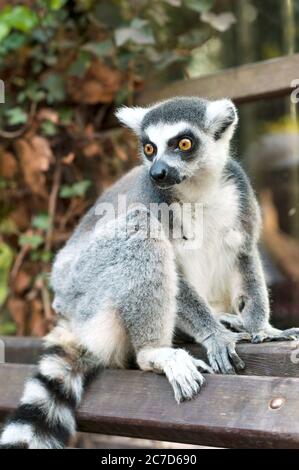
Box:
202, 328, 250, 374
251, 325, 299, 343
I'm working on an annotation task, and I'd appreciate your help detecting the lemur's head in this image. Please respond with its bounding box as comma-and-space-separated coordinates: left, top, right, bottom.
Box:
116, 97, 238, 189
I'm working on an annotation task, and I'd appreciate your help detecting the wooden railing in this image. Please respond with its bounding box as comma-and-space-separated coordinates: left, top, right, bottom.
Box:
137, 54, 299, 105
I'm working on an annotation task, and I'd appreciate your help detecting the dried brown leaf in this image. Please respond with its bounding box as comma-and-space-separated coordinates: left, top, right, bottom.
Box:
62, 152, 76, 165
15, 135, 54, 197
14, 270, 31, 294
7, 297, 28, 336
83, 142, 103, 158
0, 149, 17, 178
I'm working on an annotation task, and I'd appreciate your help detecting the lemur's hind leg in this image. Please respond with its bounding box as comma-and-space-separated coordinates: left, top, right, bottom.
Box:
118, 208, 212, 403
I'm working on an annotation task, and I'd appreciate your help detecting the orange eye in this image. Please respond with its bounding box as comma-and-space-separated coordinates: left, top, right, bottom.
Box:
178, 138, 192, 151
144, 143, 155, 156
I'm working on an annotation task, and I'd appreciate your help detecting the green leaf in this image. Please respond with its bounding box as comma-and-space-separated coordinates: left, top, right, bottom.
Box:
30, 249, 53, 263
41, 119, 58, 136
42, 73, 66, 103
1, 31, 26, 51
0, 178, 7, 189
5, 107, 28, 125
184, 0, 213, 13
0, 23, 10, 43
59, 107, 73, 125
0, 321, 17, 335
60, 180, 91, 198
19, 233, 44, 250
0, 5, 38, 33
0, 242, 14, 306
82, 39, 114, 58
32, 213, 51, 231
68, 51, 91, 77
50, 0, 68, 10
115, 19, 155, 47
0, 217, 18, 235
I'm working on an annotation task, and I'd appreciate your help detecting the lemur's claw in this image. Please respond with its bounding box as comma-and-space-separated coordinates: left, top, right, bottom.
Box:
191, 357, 214, 374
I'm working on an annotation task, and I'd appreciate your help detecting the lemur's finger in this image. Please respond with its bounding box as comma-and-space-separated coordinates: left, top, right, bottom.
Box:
212, 349, 231, 375
207, 352, 220, 373
235, 332, 251, 342
271, 333, 297, 342
191, 357, 214, 374
218, 349, 235, 375
228, 344, 245, 371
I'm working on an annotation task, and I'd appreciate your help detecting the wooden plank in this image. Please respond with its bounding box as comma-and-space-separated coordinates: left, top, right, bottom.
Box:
137, 54, 299, 105
185, 341, 299, 378
2, 336, 299, 379
0, 363, 299, 448
1, 336, 43, 364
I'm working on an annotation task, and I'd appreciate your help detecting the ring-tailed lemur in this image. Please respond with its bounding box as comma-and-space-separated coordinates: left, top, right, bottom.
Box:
1, 96, 299, 449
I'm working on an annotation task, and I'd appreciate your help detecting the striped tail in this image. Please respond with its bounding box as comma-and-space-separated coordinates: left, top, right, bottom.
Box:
0, 324, 98, 449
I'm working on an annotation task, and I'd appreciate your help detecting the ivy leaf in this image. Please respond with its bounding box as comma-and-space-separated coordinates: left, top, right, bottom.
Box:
0, 23, 10, 43
68, 51, 91, 77
42, 73, 66, 103
0, 5, 38, 33
1, 31, 26, 51
0, 242, 14, 306
50, 0, 67, 10
115, 19, 155, 47
82, 39, 114, 58
19, 233, 44, 250
184, 0, 213, 13
41, 119, 58, 136
5, 107, 28, 125
59, 108, 73, 125
60, 180, 91, 198
201, 11, 236, 32
32, 213, 51, 231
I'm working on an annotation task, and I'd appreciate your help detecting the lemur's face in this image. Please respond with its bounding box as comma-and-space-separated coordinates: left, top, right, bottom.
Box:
116, 97, 238, 189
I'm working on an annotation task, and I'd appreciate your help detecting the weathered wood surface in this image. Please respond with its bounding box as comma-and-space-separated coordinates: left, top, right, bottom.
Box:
137, 54, 299, 105
0, 363, 299, 448
2, 336, 299, 378
2, 336, 43, 364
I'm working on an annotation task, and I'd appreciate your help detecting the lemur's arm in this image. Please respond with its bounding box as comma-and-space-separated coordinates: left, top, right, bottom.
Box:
176, 278, 249, 374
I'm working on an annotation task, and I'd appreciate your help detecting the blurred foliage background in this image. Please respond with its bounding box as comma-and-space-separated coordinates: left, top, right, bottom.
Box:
0, 0, 298, 335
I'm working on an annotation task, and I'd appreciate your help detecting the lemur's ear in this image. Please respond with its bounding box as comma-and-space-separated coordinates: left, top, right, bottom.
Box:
115, 106, 148, 133
205, 99, 238, 141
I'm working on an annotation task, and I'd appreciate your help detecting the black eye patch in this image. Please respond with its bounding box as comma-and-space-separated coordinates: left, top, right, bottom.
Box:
167, 131, 199, 158
140, 138, 157, 159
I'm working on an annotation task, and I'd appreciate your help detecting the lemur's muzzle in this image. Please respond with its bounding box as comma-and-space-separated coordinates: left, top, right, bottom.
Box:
150, 161, 182, 188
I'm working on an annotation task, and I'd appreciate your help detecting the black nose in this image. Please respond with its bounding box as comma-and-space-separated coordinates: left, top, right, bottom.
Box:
150, 162, 168, 182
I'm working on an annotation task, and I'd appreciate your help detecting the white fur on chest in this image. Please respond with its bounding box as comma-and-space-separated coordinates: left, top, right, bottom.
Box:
173, 181, 243, 311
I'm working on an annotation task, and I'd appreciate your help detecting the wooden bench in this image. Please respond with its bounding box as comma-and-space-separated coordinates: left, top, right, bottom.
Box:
1, 336, 299, 449
1, 54, 299, 449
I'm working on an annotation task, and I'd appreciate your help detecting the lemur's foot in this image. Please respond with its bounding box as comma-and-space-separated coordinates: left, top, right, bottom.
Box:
160, 349, 212, 403
251, 326, 299, 343
202, 328, 250, 375
219, 314, 299, 343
